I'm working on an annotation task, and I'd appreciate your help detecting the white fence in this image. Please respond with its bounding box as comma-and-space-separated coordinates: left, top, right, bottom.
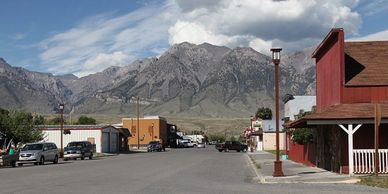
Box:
353, 149, 388, 174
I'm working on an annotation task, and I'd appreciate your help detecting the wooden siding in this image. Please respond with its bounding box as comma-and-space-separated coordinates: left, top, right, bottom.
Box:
315, 30, 344, 112
342, 86, 388, 103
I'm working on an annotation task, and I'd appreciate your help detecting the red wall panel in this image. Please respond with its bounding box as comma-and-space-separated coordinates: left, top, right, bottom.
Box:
342, 86, 388, 103
287, 136, 316, 167
316, 31, 344, 112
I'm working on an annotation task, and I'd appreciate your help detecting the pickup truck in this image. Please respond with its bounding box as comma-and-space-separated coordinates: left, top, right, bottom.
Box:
216, 141, 248, 152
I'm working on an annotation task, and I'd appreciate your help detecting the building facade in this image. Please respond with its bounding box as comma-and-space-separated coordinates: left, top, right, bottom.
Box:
122, 116, 168, 147
287, 28, 388, 175
41, 125, 130, 153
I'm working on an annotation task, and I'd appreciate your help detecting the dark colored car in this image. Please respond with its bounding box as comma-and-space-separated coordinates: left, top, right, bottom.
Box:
63, 141, 93, 161
147, 141, 163, 152
216, 141, 248, 152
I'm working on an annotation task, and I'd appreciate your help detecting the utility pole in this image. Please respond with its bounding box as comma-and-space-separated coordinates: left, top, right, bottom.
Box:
59, 103, 64, 158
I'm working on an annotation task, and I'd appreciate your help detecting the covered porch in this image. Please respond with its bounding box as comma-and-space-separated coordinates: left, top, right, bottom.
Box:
287, 103, 388, 176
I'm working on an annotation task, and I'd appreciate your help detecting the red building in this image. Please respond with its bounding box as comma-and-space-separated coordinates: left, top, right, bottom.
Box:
287, 28, 388, 175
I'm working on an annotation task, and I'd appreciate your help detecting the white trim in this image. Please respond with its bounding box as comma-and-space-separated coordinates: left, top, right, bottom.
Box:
338, 124, 362, 176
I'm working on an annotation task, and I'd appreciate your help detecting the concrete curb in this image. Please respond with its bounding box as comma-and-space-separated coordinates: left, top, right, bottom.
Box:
246, 153, 361, 184
246, 154, 266, 183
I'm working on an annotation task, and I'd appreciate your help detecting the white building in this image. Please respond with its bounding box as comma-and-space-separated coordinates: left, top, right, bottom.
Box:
284, 95, 316, 121
40, 125, 127, 153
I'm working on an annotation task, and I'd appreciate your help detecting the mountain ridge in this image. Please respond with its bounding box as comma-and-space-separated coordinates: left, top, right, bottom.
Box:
0, 42, 316, 117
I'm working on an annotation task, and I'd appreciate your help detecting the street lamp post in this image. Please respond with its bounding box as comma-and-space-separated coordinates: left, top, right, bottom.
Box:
59, 103, 64, 158
271, 48, 284, 177
250, 115, 254, 152
137, 97, 140, 149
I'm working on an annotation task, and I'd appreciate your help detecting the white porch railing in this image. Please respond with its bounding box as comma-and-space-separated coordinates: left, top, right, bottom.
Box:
353, 149, 388, 174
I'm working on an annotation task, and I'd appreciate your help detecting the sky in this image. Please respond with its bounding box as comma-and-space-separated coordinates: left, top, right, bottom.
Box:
1, 0, 388, 77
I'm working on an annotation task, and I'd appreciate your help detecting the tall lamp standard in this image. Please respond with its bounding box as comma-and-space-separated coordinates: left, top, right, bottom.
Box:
271, 48, 284, 177
136, 97, 140, 149
59, 103, 64, 158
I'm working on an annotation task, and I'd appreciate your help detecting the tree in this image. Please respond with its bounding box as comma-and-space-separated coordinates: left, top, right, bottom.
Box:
33, 115, 45, 125
77, 116, 96, 125
6, 110, 43, 145
291, 128, 314, 145
0, 107, 10, 137
47, 117, 63, 125
256, 107, 272, 120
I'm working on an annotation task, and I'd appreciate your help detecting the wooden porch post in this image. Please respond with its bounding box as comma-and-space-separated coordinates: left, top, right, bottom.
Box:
339, 124, 362, 176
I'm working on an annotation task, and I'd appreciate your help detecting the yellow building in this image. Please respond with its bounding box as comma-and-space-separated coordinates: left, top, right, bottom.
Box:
122, 116, 167, 148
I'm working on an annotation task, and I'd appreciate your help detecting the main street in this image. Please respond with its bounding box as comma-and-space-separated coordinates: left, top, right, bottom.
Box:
0, 147, 386, 194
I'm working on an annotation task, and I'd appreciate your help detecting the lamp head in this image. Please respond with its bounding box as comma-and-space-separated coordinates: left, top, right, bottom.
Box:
59, 103, 64, 110
270, 48, 282, 62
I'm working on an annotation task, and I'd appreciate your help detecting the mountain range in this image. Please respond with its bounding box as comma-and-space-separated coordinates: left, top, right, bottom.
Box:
0, 42, 316, 118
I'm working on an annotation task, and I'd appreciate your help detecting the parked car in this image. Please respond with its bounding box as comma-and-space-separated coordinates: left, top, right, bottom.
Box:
0, 153, 18, 167
197, 143, 206, 148
216, 141, 248, 152
147, 141, 163, 152
208, 141, 218, 145
18, 142, 59, 166
63, 141, 93, 161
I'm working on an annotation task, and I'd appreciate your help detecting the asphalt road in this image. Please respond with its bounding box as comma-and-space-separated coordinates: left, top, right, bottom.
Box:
0, 147, 387, 194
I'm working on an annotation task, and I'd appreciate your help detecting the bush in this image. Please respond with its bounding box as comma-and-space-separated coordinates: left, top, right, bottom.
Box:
292, 128, 314, 145
46, 117, 64, 125
77, 116, 96, 125
256, 107, 272, 120
208, 133, 226, 143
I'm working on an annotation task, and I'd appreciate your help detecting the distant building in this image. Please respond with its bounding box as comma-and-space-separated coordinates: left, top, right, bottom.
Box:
284, 95, 316, 121
41, 125, 131, 153
122, 116, 174, 148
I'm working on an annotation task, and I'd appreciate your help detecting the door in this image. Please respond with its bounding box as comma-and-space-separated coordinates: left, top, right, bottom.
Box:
102, 132, 110, 153
110, 132, 117, 153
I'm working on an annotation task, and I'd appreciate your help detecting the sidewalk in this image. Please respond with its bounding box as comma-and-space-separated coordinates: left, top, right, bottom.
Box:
247, 151, 360, 184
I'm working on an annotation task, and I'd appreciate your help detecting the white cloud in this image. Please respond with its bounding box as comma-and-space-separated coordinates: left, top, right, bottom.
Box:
168, 20, 242, 46
77, 51, 130, 77
37, 0, 366, 76
170, 0, 362, 51
39, 3, 178, 77
249, 39, 273, 55
348, 29, 388, 41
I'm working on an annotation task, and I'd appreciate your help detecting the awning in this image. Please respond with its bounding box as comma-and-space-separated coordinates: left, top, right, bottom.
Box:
116, 127, 132, 138
248, 128, 263, 136
285, 103, 388, 128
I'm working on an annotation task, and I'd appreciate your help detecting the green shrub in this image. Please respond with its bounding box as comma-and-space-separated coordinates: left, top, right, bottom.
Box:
292, 128, 314, 145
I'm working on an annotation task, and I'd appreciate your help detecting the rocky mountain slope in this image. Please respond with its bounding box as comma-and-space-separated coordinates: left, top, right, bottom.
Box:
0, 43, 316, 117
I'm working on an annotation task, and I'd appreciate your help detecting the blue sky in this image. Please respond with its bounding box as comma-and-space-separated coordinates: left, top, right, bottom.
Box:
1, 0, 388, 77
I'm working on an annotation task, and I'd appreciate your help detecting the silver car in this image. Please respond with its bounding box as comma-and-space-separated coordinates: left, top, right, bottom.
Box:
197, 143, 206, 148
18, 142, 59, 166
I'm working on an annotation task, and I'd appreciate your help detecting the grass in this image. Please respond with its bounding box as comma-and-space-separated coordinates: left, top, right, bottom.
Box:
248, 154, 261, 169
265, 150, 285, 155
359, 176, 388, 188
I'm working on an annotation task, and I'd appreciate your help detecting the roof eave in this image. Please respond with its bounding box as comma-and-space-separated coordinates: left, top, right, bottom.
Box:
312, 28, 343, 58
